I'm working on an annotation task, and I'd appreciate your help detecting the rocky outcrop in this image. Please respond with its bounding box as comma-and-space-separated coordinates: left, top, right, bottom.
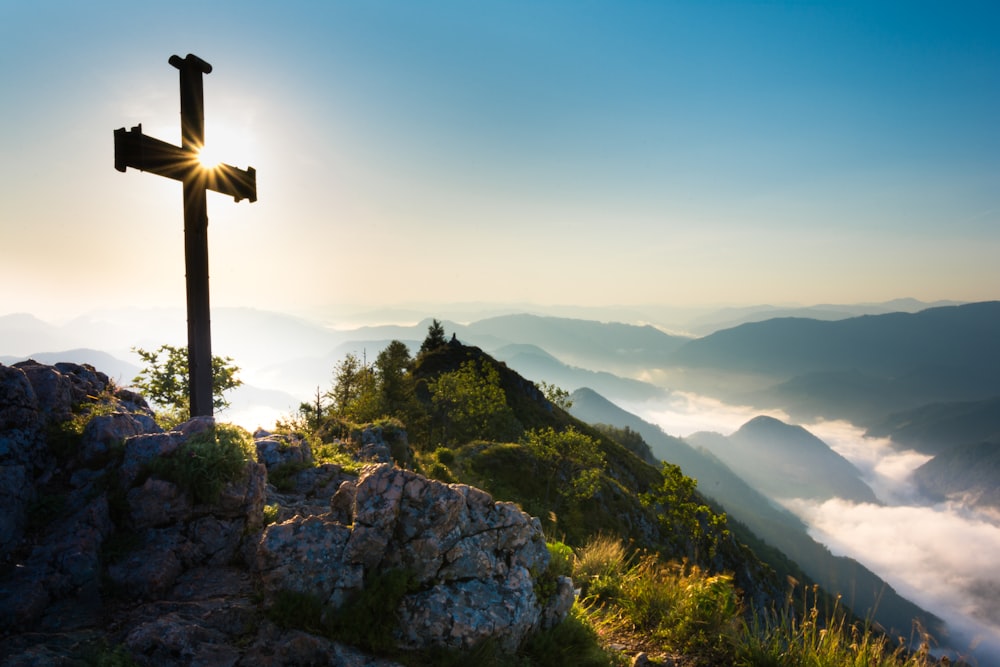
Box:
254, 464, 573, 653
0, 361, 572, 665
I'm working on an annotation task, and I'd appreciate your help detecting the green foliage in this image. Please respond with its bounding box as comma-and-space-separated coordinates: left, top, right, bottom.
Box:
313, 440, 366, 474
148, 424, 254, 504
428, 360, 521, 445
538, 381, 573, 410
331, 568, 418, 652
433, 446, 455, 465
572, 534, 629, 601
566, 534, 943, 667
325, 344, 419, 426
131, 344, 242, 426
262, 503, 280, 525
46, 387, 123, 464
534, 539, 576, 602
267, 589, 328, 635
520, 605, 613, 667
547, 541, 575, 580
267, 460, 312, 492
591, 423, 656, 465
641, 461, 729, 561
80, 639, 139, 666
327, 352, 379, 422
419, 318, 448, 356
268, 569, 418, 656
573, 536, 741, 664
375, 340, 416, 417
522, 426, 605, 503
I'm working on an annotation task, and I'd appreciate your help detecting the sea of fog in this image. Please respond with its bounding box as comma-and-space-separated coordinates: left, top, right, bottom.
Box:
628, 392, 1000, 666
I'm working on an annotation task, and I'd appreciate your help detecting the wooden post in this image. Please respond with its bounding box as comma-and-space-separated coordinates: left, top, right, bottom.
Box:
114, 54, 257, 418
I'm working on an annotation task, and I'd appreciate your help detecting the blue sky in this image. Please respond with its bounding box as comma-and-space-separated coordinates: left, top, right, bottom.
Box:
2, 1, 998, 319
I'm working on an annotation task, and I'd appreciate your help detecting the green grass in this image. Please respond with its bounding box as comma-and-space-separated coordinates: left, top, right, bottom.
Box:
733, 585, 942, 667
268, 569, 418, 657
569, 535, 951, 667
148, 423, 255, 504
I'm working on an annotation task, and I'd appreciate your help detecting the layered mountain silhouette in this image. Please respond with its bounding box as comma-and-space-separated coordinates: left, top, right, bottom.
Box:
866, 397, 1000, 455
667, 301, 1000, 425
688, 416, 877, 504
465, 313, 690, 374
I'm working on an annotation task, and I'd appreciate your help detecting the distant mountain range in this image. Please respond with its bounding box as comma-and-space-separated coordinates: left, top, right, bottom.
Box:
681, 298, 964, 336
866, 397, 1000, 455
4, 300, 998, 444
667, 301, 1000, 427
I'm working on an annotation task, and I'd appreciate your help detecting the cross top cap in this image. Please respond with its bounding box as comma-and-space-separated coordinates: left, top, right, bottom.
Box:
169, 53, 213, 74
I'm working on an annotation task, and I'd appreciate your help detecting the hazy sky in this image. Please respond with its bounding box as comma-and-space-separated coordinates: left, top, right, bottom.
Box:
3, 1, 999, 319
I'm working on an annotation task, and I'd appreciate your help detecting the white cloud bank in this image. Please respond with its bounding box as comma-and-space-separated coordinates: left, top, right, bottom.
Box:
632, 399, 1000, 666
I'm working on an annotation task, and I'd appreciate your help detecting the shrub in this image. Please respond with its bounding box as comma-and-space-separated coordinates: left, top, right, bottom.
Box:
149, 423, 254, 504
547, 540, 574, 580
521, 604, 613, 667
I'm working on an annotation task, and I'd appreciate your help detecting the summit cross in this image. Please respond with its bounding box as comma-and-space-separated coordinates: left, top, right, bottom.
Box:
114, 54, 257, 418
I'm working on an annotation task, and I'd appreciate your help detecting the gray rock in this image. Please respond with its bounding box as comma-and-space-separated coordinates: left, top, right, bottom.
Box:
0, 364, 38, 432
255, 433, 313, 470
0, 464, 32, 555
80, 411, 160, 466
253, 463, 570, 653
120, 431, 185, 489
107, 529, 185, 600
128, 477, 193, 529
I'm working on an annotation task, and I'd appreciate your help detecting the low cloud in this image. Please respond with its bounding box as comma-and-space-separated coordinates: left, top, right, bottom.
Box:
625, 390, 788, 438
632, 396, 1000, 666
805, 420, 932, 504
783, 496, 1000, 664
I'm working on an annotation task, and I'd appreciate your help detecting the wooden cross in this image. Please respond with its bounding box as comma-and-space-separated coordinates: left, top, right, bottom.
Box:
114, 54, 257, 418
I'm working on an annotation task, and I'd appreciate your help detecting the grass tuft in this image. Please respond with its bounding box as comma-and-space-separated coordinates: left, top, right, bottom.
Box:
148, 423, 254, 504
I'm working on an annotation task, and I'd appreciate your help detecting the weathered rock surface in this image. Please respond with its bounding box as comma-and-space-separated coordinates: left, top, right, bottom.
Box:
0, 361, 572, 665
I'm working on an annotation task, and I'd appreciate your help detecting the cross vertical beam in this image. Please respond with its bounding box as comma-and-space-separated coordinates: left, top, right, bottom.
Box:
114, 54, 257, 418
172, 54, 214, 419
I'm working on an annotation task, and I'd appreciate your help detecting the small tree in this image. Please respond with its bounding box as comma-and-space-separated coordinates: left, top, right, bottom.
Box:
428, 359, 520, 445
132, 344, 242, 427
326, 352, 379, 422
523, 426, 604, 504
419, 319, 448, 356
538, 381, 573, 409
374, 340, 414, 418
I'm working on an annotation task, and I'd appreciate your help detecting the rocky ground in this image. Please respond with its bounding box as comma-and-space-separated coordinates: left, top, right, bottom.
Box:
0, 360, 574, 666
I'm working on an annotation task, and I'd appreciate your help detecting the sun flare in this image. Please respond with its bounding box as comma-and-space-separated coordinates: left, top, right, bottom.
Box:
197, 145, 222, 169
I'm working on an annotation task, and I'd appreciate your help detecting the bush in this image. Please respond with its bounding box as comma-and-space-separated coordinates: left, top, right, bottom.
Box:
547, 541, 574, 579
521, 604, 613, 667
149, 424, 255, 504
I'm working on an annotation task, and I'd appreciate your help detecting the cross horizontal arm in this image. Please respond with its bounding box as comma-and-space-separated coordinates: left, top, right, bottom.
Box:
114, 125, 257, 203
